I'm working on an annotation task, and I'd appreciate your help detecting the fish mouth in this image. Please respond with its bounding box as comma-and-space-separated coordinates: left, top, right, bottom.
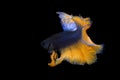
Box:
56, 12, 72, 19
56, 12, 64, 15
56, 12, 66, 15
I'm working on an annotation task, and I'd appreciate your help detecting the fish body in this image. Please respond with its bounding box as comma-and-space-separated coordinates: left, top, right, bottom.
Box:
41, 12, 104, 67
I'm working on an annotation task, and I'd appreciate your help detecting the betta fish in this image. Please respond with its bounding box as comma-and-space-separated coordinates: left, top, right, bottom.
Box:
41, 12, 104, 67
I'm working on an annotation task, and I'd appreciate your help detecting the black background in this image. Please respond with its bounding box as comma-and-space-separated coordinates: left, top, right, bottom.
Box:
30, 0, 119, 80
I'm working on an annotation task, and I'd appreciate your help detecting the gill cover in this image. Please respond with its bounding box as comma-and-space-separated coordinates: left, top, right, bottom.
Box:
56, 12, 77, 31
